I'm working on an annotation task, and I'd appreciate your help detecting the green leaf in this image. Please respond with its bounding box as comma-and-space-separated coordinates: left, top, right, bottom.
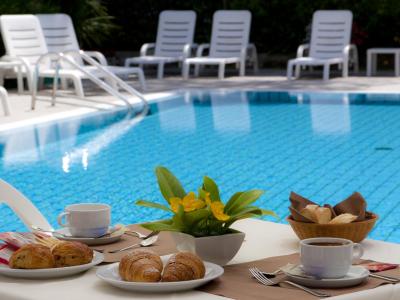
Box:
260, 209, 278, 217
184, 208, 210, 226
198, 187, 207, 200
229, 206, 263, 219
135, 200, 172, 212
155, 166, 186, 203
202, 176, 220, 201
224, 192, 243, 212
226, 190, 264, 215
140, 219, 181, 232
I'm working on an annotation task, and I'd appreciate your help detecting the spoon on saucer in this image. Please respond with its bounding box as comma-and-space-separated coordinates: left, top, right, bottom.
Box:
31, 226, 72, 237
31, 225, 121, 239
105, 235, 159, 254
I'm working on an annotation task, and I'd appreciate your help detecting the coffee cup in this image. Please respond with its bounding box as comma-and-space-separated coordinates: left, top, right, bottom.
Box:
300, 237, 364, 279
57, 203, 111, 237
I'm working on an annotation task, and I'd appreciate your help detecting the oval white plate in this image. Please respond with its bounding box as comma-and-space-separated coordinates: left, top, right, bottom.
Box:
286, 266, 369, 288
0, 251, 104, 279
96, 255, 224, 293
53, 228, 123, 246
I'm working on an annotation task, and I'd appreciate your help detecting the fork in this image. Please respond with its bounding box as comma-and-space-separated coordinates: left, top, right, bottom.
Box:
249, 267, 330, 298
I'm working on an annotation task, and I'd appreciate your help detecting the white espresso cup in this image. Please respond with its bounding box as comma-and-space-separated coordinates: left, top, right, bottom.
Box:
300, 237, 364, 279
57, 203, 111, 237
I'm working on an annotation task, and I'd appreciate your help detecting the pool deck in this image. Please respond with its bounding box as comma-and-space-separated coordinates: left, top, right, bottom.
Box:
2, 70, 400, 129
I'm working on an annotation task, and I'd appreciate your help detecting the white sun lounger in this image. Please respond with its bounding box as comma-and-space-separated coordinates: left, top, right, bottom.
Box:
124, 10, 196, 79
36, 13, 145, 90
183, 10, 252, 80
287, 10, 353, 81
0, 14, 144, 103
0, 179, 52, 230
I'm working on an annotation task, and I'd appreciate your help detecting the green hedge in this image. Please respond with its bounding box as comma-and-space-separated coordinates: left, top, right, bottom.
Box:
1, 0, 400, 64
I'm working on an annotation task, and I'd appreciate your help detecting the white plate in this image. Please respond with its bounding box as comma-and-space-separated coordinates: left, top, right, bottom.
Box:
53, 228, 124, 245
96, 255, 224, 293
286, 266, 370, 288
0, 251, 104, 279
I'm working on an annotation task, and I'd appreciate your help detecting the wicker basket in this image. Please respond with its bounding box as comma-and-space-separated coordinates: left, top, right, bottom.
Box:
287, 213, 378, 242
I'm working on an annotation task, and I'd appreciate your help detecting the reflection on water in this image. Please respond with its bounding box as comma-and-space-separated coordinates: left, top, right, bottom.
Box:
210, 91, 251, 133
309, 93, 351, 135
158, 92, 196, 132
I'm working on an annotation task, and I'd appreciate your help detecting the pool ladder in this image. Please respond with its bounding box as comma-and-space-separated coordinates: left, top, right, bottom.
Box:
31, 50, 148, 116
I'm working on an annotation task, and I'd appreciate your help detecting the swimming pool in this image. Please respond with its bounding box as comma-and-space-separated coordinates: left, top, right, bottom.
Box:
1, 90, 400, 243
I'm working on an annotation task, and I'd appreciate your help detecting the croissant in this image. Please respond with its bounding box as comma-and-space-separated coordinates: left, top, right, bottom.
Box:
51, 241, 93, 267
162, 252, 205, 282
9, 244, 55, 269
119, 249, 163, 282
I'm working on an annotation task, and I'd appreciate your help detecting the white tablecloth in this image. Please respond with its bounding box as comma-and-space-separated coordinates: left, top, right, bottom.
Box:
1, 219, 400, 300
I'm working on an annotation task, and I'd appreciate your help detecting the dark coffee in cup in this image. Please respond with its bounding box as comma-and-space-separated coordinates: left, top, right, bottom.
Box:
308, 242, 348, 246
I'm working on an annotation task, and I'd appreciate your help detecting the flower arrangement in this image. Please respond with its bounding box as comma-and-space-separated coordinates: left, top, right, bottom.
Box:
135, 166, 275, 237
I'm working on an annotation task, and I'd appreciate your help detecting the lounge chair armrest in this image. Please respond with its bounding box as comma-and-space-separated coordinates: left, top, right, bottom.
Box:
183, 43, 196, 59
296, 44, 310, 58
84, 51, 108, 66
196, 44, 210, 57
343, 44, 351, 60
1, 55, 33, 72
140, 43, 156, 56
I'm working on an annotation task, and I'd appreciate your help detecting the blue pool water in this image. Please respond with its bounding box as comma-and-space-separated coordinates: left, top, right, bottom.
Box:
1, 90, 400, 243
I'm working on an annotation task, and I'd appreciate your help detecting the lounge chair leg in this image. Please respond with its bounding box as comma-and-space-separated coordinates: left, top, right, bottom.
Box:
157, 63, 164, 79
323, 64, 330, 81
16, 66, 24, 94
218, 63, 225, 80
342, 61, 349, 78
136, 69, 146, 90
239, 61, 245, 76
72, 77, 84, 98
295, 64, 301, 78
286, 62, 293, 80
194, 64, 200, 76
183, 62, 190, 79
60, 78, 68, 90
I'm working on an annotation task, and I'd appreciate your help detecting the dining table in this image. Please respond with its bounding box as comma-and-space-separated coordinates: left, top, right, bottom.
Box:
1, 218, 400, 300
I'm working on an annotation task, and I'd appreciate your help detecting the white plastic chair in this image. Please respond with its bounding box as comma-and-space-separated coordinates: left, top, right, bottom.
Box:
0, 14, 143, 102
36, 14, 145, 90
124, 10, 196, 79
0, 179, 52, 230
287, 10, 353, 81
183, 10, 252, 80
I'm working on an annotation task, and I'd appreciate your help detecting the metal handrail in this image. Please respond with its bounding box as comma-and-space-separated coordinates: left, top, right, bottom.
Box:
32, 50, 148, 116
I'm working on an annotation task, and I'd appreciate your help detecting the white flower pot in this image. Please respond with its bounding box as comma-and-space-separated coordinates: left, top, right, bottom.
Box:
170, 231, 245, 266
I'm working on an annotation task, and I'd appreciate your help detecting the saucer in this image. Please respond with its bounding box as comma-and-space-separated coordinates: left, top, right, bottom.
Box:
285, 266, 370, 288
53, 227, 124, 245
96, 255, 224, 292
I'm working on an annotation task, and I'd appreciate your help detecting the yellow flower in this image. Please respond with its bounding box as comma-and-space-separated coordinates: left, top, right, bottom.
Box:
170, 197, 182, 213
210, 201, 230, 221
169, 192, 205, 213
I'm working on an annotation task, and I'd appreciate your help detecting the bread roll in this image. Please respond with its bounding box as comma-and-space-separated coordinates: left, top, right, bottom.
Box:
119, 249, 163, 282
301, 204, 332, 224
329, 213, 357, 224
162, 252, 205, 282
9, 244, 55, 269
51, 241, 93, 267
